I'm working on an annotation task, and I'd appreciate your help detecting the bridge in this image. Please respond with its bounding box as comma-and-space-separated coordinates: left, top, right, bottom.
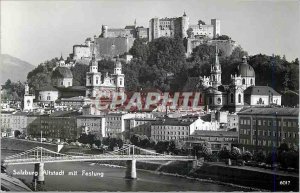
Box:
3, 144, 196, 182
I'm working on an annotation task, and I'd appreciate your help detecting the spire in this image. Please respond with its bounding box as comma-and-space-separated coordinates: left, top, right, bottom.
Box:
183, 11, 187, 17
215, 45, 219, 65
134, 19, 137, 27
59, 52, 63, 61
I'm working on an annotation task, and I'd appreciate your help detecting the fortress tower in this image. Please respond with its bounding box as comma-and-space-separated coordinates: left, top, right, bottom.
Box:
102, 25, 108, 38
181, 11, 189, 38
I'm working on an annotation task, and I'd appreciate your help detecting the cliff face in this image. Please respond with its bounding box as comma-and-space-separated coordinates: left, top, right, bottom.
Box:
0, 54, 35, 84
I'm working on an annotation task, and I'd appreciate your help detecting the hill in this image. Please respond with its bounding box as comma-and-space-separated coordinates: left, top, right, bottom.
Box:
0, 54, 35, 84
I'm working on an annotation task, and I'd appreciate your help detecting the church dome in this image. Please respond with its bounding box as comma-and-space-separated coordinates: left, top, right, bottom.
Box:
52, 67, 73, 79
235, 56, 255, 77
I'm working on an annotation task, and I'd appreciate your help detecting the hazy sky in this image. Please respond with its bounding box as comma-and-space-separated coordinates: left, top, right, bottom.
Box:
1, 0, 299, 65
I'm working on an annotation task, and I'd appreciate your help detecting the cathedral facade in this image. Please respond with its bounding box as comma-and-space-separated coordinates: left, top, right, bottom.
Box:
199, 48, 281, 112
85, 54, 125, 98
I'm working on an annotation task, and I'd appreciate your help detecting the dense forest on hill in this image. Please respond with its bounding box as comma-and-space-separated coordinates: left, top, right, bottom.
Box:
23, 37, 299, 106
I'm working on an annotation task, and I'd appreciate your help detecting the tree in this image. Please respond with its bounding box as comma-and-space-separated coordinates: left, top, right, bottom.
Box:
14, 130, 21, 138
71, 63, 89, 86
129, 38, 149, 61
230, 147, 242, 161
242, 151, 253, 161
214, 35, 231, 40
253, 150, 266, 163
218, 145, 230, 160
167, 140, 176, 154
193, 142, 212, 160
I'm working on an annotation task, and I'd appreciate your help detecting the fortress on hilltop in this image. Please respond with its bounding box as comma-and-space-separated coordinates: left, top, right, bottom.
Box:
68, 12, 237, 62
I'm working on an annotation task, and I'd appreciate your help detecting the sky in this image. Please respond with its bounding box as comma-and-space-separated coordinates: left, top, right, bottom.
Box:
1, 0, 299, 65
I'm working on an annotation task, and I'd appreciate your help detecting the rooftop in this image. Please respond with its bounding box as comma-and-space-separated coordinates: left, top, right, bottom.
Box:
192, 130, 239, 137
238, 107, 299, 116
244, 86, 281, 96
151, 117, 198, 126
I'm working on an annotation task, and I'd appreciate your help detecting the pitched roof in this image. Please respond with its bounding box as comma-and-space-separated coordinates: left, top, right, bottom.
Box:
238, 107, 299, 116
244, 86, 281, 96
52, 67, 73, 79
38, 85, 58, 91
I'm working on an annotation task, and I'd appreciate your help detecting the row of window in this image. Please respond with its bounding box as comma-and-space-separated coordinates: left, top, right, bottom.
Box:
240, 119, 298, 127
240, 139, 295, 147
152, 131, 189, 135
240, 128, 298, 139
152, 126, 188, 130
153, 135, 184, 141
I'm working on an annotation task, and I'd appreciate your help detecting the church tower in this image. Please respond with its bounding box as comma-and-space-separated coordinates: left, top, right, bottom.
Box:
23, 83, 35, 111
112, 57, 125, 92
86, 51, 102, 98
210, 46, 222, 88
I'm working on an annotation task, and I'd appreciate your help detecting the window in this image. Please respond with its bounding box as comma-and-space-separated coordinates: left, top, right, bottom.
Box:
238, 94, 241, 103
250, 78, 253, 85
258, 120, 261, 125
268, 121, 271, 126
253, 120, 256, 125
209, 97, 212, 104
242, 79, 245, 84
288, 122, 291, 127
47, 96, 51, 100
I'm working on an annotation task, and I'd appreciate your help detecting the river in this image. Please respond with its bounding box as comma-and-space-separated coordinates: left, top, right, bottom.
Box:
2, 150, 246, 191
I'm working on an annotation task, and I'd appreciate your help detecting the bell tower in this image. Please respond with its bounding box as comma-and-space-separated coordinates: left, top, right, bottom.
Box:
23, 83, 35, 111
112, 57, 125, 92
86, 51, 102, 98
210, 45, 222, 88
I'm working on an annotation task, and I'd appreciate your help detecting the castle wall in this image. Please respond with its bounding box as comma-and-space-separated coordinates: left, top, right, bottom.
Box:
94, 37, 135, 58
73, 45, 91, 60
186, 39, 237, 57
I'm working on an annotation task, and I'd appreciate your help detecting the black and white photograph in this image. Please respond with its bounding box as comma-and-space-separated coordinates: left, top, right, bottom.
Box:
0, 0, 299, 192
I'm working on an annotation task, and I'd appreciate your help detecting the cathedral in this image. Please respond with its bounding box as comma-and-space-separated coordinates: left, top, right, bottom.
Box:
199, 47, 281, 112
85, 53, 125, 98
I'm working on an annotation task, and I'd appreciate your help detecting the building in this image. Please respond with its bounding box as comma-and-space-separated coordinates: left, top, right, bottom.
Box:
23, 83, 35, 111
104, 113, 139, 137
76, 115, 105, 138
27, 111, 81, 140
10, 112, 29, 135
198, 50, 282, 112
184, 130, 238, 153
150, 117, 217, 141
227, 113, 239, 131
244, 86, 281, 106
51, 66, 73, 88
238, 107, 299, 153
37, 85, 59, 105
149, 12, 220, 41
124, 117, 157, 138
0, 111, 13, 137
85, 54, 125, 98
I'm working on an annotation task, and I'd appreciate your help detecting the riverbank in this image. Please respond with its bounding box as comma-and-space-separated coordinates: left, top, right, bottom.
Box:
90, 160, 266, 191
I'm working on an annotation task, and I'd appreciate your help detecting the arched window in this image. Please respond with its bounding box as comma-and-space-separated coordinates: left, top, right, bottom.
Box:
96, 77, 99, 84
242, 79, 245, 85
230, 93, 234, 103
238, 94, 241, 103
250, 78, 253, 85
